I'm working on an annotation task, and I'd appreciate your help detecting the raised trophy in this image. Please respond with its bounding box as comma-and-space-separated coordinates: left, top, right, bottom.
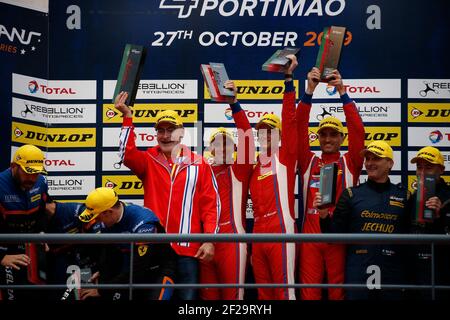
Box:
201, 62, 235, 102
262, 47, 300, 73
112, 44, 147, 106
315, 26, 346, 82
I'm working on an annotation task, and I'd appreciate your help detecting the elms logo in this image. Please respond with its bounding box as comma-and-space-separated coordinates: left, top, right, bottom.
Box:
159, 0, 199, 18
28, 80, 38, 93
429, 130, 443, 144
0, 24, 42, 55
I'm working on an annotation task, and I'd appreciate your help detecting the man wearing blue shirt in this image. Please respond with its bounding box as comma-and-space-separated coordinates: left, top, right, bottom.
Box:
0, 144, 50, 300
74, 187, 176, 300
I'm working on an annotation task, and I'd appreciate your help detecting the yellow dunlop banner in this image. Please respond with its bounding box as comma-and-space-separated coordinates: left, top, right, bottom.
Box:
204, 80, 299, 100
408, 103, 450, 123
407, 175, 450, 194
102, 175, 143, 195
103, 103, 198, 123
308, 126, 401, 147
11, 122, 96, 148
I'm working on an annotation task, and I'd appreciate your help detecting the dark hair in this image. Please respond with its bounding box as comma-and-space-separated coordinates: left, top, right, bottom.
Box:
112, 200, 121, 209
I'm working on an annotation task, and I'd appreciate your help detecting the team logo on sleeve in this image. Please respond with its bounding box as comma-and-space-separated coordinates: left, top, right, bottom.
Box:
138, 245, 148, 256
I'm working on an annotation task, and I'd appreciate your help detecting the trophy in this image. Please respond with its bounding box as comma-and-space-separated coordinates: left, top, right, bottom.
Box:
318, 163, 338, 208
201, 62, 235, 102
415, 173, 437, 223
262, 47, 300, 73
112, 44, 147, 106
25, 243, 47, 285
315, 26, 346, 82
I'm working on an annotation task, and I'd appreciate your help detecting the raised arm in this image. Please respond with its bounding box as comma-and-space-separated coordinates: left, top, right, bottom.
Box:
280, 54, 298, 161
224, 80, 255, 177
115, 91, 148, 179
328, 70, 365, 175
296, 67, 320, 172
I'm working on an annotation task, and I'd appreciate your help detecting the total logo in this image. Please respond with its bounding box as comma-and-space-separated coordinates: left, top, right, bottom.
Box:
326, 85, 337, 96
326, 85, 380, 96
224, 108, 233, 120
44, 159, 75, 167
138, 133, 157, 142
28, 80, 38, 93
429, 130, 443, 144
224, 108, 274, 121
27, 80, 76, 95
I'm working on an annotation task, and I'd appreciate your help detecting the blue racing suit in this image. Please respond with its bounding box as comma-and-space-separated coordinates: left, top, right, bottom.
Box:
407, 178, 450, 300
0, 168, 50, 301
47, 202, 103, 300
320, 178, 410, 300
51, 201, 176, 301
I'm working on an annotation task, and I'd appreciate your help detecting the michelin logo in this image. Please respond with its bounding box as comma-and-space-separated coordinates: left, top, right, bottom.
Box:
160, 0, 199, 18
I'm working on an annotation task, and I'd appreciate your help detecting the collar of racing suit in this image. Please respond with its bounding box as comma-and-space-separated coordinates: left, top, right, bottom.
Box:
320, 152, 341, 165
367, 178, 391, 193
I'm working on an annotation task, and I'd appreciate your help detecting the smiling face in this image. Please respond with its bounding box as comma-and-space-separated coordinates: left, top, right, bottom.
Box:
318, 127, 343, 154
364, 152, 393, 183
156, 122, 184, 156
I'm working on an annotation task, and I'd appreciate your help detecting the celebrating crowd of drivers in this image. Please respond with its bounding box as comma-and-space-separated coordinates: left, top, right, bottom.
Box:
1, 56, 449, 301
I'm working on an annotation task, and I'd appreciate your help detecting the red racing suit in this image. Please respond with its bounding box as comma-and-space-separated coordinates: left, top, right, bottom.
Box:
297, 93, 365, 300
119, 117, 220, 258
200, 103, 254, 300
250, 81, 297, 300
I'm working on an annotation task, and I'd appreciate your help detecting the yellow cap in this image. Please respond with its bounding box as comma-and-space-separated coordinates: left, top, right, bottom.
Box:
255, 114, 281, 131
155, 110, 183, 128
209, 127, 235, 144
13, 144, 47, 175
360, 141, 394, 160
411, 146, 444, 167
79, 187, 119, 223
318, 116, 344, 134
